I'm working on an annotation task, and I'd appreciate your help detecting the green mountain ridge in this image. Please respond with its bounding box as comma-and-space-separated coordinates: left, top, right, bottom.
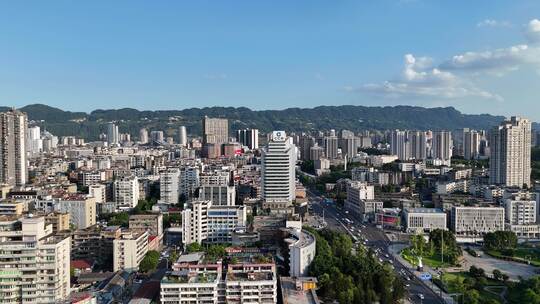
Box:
0, 103, 535, 141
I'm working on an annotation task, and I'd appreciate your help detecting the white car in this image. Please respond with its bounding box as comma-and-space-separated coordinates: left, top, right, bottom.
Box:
418, 294, 424, 300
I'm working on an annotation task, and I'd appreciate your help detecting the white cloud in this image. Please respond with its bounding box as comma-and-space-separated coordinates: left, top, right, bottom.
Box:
440, 44, 540, 73
477, 19, 511, 28
525, 19, 540, 43
358, 54, 502, 101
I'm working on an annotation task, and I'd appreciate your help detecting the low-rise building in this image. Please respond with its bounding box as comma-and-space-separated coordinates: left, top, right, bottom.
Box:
402, 208, 447, 233
450, 206, 505, 236
284, 228, 316, 277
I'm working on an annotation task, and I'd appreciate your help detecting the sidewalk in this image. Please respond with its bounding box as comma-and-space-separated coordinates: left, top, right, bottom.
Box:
389, 244, 455, 304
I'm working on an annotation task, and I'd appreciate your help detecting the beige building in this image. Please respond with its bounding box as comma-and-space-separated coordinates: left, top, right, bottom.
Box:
0, 200, 25, 216
451, 206, 505, 236
129, 213, 163, 241
58, 196, 96, 229
0, 215, 71, 303
45, 212, 70, 233
113, 229, 149, 272
0, 109, 28, 186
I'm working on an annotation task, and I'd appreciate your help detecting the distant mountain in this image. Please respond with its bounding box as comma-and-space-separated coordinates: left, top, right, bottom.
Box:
1, 103, 535, 141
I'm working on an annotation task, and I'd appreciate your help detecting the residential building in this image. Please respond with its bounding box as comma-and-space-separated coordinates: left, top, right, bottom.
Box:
432, 131, 452, 161
463, 129, 481, 160
490, 116, 532, 188
129, 213, 164, 240
344, 182, 381, 219
160, 168, 180, 204
139, 128, 149, 144
0, 108, 28, 186
58, 196, 97, 229
114, 175, 140, 209
0, 216, 71, 302
107, 122, 119, 146
203, 116, 229, 146
45, 212, 70, 233
113, 229, 149, 272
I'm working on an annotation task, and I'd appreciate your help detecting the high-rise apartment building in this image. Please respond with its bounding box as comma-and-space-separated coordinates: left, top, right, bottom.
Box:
150, 130, 164, 143
107, 122, 119, 146
432, 131, 453, 161
409, 131, 427, 160
490, 116, 532, 188
139, 128, 149, 144
202, 116, 229, 145
0, 109, 28, 186
236, 128, 259, 150
261, 131, 297, 211
323, 131, 338, 159
390, 130, 410, 160
0, 216, 71, 303
463, 129, 481, 160
26, 125, 43, 157
160, 168, 180, 204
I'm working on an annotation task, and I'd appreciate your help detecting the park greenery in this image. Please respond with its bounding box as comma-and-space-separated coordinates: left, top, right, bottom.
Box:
404, 229, 462, 267
139, 250, 160, 273
306, 227, 405, 304
483, 231, 518, 254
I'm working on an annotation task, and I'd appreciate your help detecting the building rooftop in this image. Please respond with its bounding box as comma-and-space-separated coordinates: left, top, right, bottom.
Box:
281, 277, 320, 304
406, 208, 445, 214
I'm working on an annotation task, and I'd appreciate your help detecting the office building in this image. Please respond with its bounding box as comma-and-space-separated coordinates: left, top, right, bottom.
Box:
450, 206, 505, 236
261, 131, 297, 212
0, 216, 71, 302
178, 126, 187, 147
490, 116, 532, 188
107, 122, 119, 146
403, 208, 447, 233
181, 200, 247, 245
236, 128, 259, 150
0, 108, 28, 186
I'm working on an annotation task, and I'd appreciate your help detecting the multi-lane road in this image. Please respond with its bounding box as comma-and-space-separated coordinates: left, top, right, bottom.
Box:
307, 190, 444, 304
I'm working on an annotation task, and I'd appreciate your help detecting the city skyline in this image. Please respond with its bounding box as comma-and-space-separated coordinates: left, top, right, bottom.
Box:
1, 1, 540, 120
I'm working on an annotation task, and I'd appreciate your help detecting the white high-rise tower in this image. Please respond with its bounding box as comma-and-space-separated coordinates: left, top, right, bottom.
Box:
261, 131, 297, 212
179, 126, 188, 147
107, 122, 119, 146
490, 116, 531, 188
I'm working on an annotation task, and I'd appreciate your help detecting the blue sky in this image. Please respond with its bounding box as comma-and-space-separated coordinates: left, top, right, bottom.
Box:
1, 1, 540, 120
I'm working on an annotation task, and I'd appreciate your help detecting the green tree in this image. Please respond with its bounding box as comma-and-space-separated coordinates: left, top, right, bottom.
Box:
493, 269, 503, 281
185, 242, 203, 253
207, 245, 227, 259
139, 250, 160, 273
464, 289, 480, 304
483, 231, 518, 252
108, 212, 129, 227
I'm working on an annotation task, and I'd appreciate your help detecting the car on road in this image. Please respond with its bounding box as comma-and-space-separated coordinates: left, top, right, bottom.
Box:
418, 294, 425, 300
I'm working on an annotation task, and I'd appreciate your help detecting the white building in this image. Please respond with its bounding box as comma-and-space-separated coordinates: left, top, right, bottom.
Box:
436, 180, 468, 195
198, 184, 236, 206
0, 216, 71, 303
114, 175, 140, 210
107, 122, 119, 146
139, 128, 149, 144
179, 126, 188, 147
285, 228, 316, 277
182, 200, 247, 245
344, 182, 381, 219
403, 208, 447, 233
113, 229, 149, 272
450, 206, 505, 236
26, 125, 43, 157
261, 131, 297, 212
89, 184, 107, 204
463, 129, 481, 160
236, 128, 259, 150
160, 168, 180, 204
432, 130, 452, 161
490, 116, 532, 188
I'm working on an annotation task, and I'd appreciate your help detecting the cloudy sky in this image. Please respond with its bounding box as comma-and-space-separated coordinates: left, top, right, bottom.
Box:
0, 1, 539, 120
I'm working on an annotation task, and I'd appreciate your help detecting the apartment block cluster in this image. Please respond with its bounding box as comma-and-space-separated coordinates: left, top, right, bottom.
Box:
0, 108, 320, 304
340, 116, 540, 241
